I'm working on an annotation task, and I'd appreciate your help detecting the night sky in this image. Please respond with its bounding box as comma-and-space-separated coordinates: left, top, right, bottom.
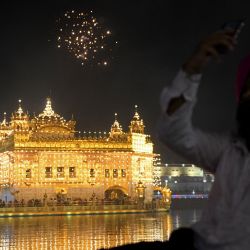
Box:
0, 0, 250, 163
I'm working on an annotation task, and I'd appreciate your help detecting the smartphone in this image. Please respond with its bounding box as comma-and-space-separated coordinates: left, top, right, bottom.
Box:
222, 19, 246, 39
215, 19, 246, 54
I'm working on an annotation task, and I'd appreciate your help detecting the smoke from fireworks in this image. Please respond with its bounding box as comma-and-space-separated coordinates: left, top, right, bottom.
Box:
56, 10, 117, 66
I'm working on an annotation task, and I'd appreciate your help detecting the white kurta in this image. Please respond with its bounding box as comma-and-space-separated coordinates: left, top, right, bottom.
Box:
158, 70, 250, 250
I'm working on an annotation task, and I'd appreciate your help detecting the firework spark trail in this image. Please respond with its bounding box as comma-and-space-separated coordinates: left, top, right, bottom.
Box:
56, 10, 117, 66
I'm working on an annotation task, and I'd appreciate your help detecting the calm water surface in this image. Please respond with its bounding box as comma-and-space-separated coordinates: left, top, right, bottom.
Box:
0, 209, 202, 250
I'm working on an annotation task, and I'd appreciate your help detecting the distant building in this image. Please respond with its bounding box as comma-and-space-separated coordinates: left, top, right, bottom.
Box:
0, 99, 155, 203
154, 162, 214, 195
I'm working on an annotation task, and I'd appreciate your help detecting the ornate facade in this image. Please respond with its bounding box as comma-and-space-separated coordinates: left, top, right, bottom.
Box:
0, 99, 155, 203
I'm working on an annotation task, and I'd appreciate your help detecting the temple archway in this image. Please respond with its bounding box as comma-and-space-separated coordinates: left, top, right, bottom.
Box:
105, 186, 128, 201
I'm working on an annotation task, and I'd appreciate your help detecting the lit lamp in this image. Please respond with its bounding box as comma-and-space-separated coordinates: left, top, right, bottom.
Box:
165, 179, 168, 187
161, 187, 172, 205
135, 180, 146, 208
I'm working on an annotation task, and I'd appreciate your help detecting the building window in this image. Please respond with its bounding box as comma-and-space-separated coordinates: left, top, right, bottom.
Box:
45, 167, 52, 178
69, 167, 76, 178
105, 169, 110, 178
113, 169, 118, 178
121, 169, 126, 178
57, 167, 65, 178
90, 168, 95, 178
26, 169, 31, 178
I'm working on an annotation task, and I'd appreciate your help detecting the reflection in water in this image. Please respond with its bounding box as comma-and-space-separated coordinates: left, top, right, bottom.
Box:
0, 209, 201, 250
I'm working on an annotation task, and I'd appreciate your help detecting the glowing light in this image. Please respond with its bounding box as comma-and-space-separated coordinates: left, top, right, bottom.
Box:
56, 10, 116, 66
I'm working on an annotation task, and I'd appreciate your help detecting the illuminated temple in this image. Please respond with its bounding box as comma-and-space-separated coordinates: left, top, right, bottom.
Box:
0, 98, 155, 203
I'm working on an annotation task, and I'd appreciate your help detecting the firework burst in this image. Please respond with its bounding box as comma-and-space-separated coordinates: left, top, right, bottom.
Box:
56, 10, 117, 66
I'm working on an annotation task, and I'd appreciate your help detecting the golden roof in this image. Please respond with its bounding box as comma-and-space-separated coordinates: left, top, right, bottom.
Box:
31, 98, 75, 140
0, 99, 149, 145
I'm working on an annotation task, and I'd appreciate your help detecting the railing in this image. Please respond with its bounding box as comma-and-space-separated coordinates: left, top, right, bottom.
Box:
171, 194, 209, 199
0, 199, 170, 213
0, 204, 141, 213
0, 200, 134, 207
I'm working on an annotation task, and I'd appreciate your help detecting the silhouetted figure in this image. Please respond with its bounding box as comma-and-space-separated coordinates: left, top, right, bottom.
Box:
100, 228, 196, 249
157, 29, 250, 249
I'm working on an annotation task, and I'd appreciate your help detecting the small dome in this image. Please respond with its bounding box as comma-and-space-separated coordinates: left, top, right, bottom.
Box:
129, 105, 145, 134
38, 98, 61, 119
110, 113, 123, 135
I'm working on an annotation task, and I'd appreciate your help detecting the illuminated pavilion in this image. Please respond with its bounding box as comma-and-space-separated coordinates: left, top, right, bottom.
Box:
0, 98, 155, 204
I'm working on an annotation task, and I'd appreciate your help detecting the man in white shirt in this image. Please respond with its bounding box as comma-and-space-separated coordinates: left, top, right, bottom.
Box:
157, 29, 250, 250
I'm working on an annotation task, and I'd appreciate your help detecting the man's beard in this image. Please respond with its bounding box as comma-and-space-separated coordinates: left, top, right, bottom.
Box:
236, 99, 250, 150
